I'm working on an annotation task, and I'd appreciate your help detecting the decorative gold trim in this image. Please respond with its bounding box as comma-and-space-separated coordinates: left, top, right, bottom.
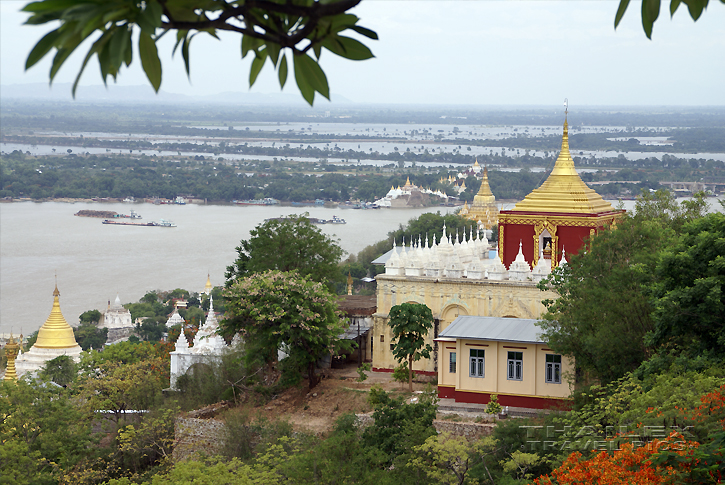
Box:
498, 225, 504, 256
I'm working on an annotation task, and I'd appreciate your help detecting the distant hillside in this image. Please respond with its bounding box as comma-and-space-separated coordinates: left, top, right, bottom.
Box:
0, 83, 353, 105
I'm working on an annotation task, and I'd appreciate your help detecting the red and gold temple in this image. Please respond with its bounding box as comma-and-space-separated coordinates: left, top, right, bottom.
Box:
498, 117, 624, 269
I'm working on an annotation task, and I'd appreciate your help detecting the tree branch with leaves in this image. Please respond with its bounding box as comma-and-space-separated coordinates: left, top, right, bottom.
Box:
22, 0, 377, 105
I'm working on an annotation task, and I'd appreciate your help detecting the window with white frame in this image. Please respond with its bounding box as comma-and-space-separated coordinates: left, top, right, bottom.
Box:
449, 352, 456, 373
545, 354, 562, 384
469, 349, 485, 378
507, 351, 523, 381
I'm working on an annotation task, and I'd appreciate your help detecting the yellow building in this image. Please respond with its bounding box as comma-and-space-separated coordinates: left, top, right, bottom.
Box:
436, 316, 573, 409
371, 227, 558, 377
15, 284, 83, 377
460, 166, 499, 230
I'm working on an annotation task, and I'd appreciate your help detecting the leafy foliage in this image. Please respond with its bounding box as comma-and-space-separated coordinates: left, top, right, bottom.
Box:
0, 379, 97, 485
77, 357, 167, 423
222, 270, 350, 389
387, 303, 434, 391
225, 213, 344, 289
537, 190, 709, 384
614, 0, 724, 39
649, 212, 725, 357
74, 320, 108, 350
39, 354, 77, 386
21, 0, 377, 105
362, 386, 438, 467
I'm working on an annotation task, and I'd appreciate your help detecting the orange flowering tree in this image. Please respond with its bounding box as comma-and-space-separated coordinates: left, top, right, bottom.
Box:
534, 385, 725, 484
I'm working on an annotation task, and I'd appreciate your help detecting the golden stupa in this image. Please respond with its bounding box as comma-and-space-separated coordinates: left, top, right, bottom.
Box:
510, 118, 614, 214
463, 165, 500, 230
204, 273, 213, 295
3, 335, 20, 381
34, 284, 79, 349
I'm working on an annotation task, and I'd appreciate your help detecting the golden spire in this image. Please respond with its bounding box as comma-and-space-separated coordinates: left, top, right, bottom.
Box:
510, 110, 615, 214
205, 273, 212, 291
476, 166, 494, 199
34, 284, 80, 349
347, 272, 353, 296
3, 335, 19, 381
474, 158, 480, 167
405, 177, 411, 186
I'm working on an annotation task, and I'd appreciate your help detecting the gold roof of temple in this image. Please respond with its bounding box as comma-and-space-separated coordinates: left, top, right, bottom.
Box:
34, 284, 80, 349
510, 119, 615, 214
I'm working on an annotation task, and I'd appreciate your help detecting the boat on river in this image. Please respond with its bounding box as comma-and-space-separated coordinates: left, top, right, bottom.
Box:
327, 215, 346, 224
234, 198, 279, 206
102, 218, 176, 227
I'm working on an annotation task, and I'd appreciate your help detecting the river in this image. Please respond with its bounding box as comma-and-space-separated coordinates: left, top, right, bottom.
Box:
3, 197, 721, 336
0, 202, 456, 335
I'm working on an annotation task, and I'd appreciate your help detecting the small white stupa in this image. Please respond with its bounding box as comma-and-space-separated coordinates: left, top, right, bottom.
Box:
99, 294, 134, 344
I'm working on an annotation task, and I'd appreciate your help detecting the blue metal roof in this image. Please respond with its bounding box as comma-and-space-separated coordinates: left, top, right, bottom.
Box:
438, 316, 546, 344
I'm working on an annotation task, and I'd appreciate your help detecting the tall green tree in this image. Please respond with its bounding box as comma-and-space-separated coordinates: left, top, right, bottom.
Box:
0, 379, 96, 485
39, 354, 77, 386
74, 321, 108, 350
649, 212, 725, 357
388, 302, 434, 391
537, 191, 709, 384
222, 270, 350, 389
225, 214, 344, 289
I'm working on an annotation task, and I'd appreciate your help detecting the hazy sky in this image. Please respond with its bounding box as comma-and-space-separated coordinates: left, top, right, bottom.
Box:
1, 1, 724, 106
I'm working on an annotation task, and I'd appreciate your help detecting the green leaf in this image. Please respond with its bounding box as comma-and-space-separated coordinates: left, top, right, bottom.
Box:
350, 25, 378, 40
72, 43, 98, 97
322, 35, 374, 60
278, 54, 288, 89
684, 0, 708, 20
138, 32, 162, 92
49, 32, 82, 81
614, 0, 631, 28
241, 34, 263, 58
137, 1, 163, 35
108, 27, 129, 73
294, 53, 329, 105
249, 50, 267, 87
123, 30, 133, 67
670, 0, 682, 15
22, 0, 79, 13
641, 0, 661, 38
26, 28, 62, 70
266, 41, 281, 67
181, 34, 195, 78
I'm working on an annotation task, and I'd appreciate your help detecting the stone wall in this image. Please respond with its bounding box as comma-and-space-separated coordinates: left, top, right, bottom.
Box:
173, 413, 495, 462
173, 417, 226, 462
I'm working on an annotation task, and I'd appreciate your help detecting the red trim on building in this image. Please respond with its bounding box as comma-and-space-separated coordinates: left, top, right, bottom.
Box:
438, 385, 456, 399
372, 367, 437, 377
438, 387, 571, 410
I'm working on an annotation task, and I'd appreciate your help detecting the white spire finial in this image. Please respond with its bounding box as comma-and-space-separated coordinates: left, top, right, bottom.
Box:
209, 294, 214, 314
442, 223, 447, 239
560, 245, 568, 265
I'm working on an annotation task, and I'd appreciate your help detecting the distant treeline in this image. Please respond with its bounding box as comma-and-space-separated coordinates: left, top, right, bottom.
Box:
2, 100, 725, 129
3, 150, 723, 201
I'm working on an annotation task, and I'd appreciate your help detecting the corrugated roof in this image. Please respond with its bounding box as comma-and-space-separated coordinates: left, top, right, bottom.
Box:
371, 247, 403, 265
438, 316, 546, 344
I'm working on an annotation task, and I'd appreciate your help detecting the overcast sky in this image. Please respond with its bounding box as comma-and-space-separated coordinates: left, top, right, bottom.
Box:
1, 1, 723, 106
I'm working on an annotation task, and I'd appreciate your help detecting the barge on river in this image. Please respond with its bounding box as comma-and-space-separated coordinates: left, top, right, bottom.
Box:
102, 219, 176, 227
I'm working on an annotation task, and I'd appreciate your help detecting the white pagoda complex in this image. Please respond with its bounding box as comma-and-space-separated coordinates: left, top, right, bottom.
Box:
169, 295, 229, 388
